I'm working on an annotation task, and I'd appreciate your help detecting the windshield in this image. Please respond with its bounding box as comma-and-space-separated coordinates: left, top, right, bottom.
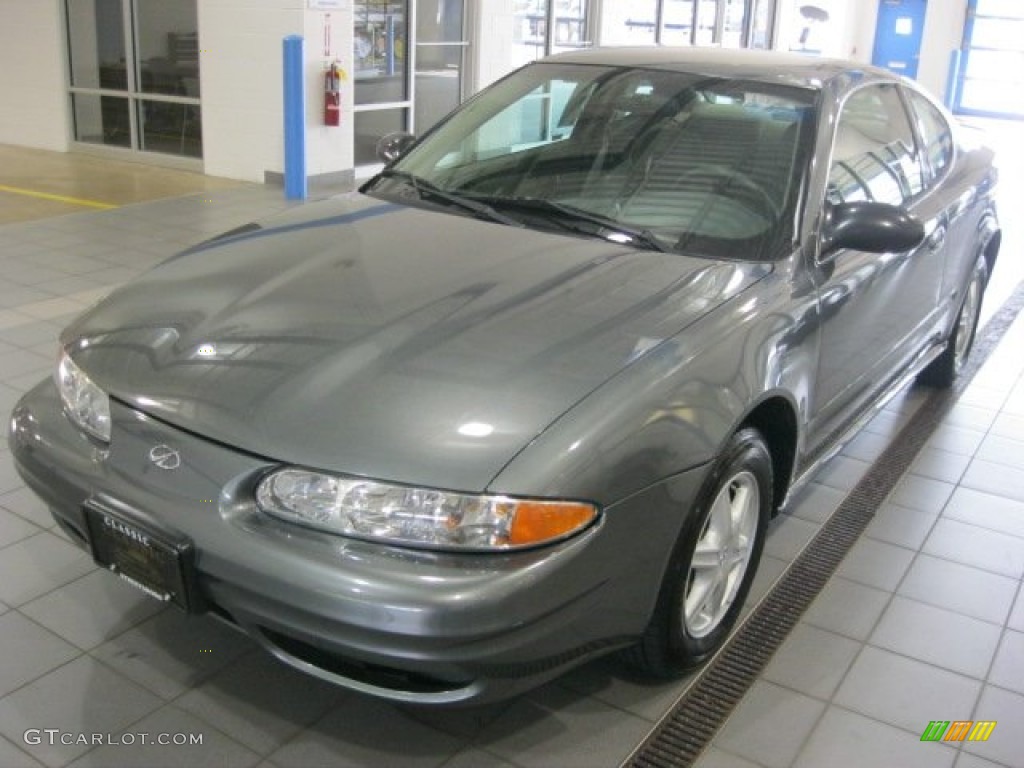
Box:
370, 62, 815, 260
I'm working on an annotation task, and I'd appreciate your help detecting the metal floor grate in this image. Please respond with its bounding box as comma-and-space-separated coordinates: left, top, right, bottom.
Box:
625, 280, 1024, 768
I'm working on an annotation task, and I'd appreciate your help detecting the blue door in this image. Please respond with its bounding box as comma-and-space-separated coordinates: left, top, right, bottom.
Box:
872, 0, 928, 79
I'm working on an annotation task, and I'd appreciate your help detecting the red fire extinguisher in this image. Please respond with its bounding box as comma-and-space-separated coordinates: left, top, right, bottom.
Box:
324, 62, 344, 127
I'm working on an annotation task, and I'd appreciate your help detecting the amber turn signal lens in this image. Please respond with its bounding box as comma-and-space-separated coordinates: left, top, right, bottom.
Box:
508, 501, 597, 547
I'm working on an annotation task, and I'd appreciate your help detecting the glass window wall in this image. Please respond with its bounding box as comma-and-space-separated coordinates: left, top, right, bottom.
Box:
65, 0, 201, 159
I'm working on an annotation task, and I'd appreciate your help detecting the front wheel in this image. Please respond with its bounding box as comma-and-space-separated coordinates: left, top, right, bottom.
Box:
918, 255, 987, 388
626, 427, 772, 677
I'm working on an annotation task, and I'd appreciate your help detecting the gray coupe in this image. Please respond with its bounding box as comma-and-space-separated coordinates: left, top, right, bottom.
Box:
9, 48, 1000, 704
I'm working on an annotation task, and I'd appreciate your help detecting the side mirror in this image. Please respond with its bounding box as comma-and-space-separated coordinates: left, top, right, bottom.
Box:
375, 132, 416, 164
822, 201, 925, 256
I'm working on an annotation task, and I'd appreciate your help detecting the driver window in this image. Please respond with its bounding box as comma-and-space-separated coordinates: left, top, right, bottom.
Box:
827, 84, 925, 206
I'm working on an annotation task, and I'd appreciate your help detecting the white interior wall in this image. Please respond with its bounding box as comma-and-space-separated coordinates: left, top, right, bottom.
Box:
473, 0, 518, 89
198, 0, 353, 184
0, 0, 70, 151
786, 0, 968, 101
917, 0, 968, 101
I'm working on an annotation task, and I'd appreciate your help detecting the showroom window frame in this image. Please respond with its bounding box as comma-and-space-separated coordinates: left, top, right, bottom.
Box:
596, 0, 775, 48
63, 0, 203, 169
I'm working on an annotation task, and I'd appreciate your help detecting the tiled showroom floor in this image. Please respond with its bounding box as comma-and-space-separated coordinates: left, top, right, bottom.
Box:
0, 118, 1022, 768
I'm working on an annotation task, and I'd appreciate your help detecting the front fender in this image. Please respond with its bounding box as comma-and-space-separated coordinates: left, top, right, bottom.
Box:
487, 263, 815, 506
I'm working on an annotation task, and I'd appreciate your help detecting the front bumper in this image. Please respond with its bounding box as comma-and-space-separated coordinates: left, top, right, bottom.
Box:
8, 379, 704, 704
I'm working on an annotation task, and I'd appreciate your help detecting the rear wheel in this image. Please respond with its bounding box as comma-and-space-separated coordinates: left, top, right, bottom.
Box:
626, 427, 771, 676
918, 256, 987, 388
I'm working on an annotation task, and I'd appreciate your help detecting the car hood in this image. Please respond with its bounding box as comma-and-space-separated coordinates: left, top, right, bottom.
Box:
66, 194, 770, 492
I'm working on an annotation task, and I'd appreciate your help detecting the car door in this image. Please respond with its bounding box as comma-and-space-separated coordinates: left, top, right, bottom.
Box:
902, 85, 968, 308
807, 82, 946, 448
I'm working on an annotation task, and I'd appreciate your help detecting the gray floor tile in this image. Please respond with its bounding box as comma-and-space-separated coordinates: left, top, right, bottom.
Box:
870, 596, 1003, 679
764, 514, 820, 562
0, 460, 24, 495
91, 611, 257, 700
814, 455, 870, 492
0, 285, 54, 309
555, 656, 694, 723
942, 487, 1024, 540
944, 403, 998, 433
988, 630, 1024, 696
864, 502, 937, 550
863, 407, 912, 439
911, 446, 973, 484
438, 748, 518, 768
175, 651, 345, 757
270, 697, 462, 768
402, 701, 514, 742
0, 655, 162, 767
793, 706, 957, 768
472, 684, 653, 768
714, 681, 825, 768
692, 746, 765, 768
925, 424, 987, 457
841, 429, 892, 463
19, 569, 167, 650
961, 686, 1024, 767
923, 518, 1024, 578
961, 459, 1024, 504
0, 611, 79, 697
1009, 590, 1024, 633
888, 474, 956, 514
0, 531, 94, 606
0, 320, 58, 351
0, 506, 41, 548
898, 554, 1017, 625
803, 576, 891, 641
66, 705, 260, 768
787, 482, 846, 524
954, 753, 1012, 768
834, 645, 982, 736
0, 736, 44, 768
6, 488, 59, 530
975, 434, 1024, 472
990, 414, 1024, 443
762, 623, 860, 700
0, 348, 51, 383
836, 537, 914, 591
744, 554, 788, 613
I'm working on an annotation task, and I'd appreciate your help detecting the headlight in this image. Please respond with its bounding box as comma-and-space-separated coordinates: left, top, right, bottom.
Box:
55, 349, 111, 443
256, 468, 598, 551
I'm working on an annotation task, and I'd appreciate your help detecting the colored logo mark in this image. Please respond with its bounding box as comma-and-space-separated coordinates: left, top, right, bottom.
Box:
920, 720, 996, 742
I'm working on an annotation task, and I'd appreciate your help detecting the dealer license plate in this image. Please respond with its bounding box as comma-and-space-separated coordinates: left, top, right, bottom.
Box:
84, 503, 195, 612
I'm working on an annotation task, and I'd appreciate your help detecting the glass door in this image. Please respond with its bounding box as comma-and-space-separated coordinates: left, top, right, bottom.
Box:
414, 0, 467, 133
354, 0, 410, 166
65, 0, 202, 159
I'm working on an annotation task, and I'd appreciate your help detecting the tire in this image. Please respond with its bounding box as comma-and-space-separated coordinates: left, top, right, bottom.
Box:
918, 255, 987, 389
626, 427, 772, 677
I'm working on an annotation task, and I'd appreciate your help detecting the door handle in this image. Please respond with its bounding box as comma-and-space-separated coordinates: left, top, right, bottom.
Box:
926, 226, 946, 252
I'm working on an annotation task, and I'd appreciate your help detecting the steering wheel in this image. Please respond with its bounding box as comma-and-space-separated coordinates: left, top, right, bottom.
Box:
674, 164, 780, 221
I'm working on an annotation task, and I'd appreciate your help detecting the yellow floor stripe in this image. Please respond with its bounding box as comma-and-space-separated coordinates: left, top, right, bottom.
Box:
0, 184, 117, 210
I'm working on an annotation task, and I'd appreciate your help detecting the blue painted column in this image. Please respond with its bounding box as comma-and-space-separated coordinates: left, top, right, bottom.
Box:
283, 35, 307, 201
945, 49, 962, 111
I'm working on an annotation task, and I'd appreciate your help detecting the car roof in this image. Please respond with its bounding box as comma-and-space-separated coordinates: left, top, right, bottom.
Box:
542, 47, 897, 91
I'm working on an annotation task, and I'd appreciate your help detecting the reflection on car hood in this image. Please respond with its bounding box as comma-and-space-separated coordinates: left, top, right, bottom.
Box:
66, 193, 770, 492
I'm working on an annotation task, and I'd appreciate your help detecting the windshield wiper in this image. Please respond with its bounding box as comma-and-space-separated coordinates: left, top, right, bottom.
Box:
373, 170, 523, 227
467, 196, 669, 252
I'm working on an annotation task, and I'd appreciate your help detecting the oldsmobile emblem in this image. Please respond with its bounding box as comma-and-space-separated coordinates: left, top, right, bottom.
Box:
148, 444, 181, 470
